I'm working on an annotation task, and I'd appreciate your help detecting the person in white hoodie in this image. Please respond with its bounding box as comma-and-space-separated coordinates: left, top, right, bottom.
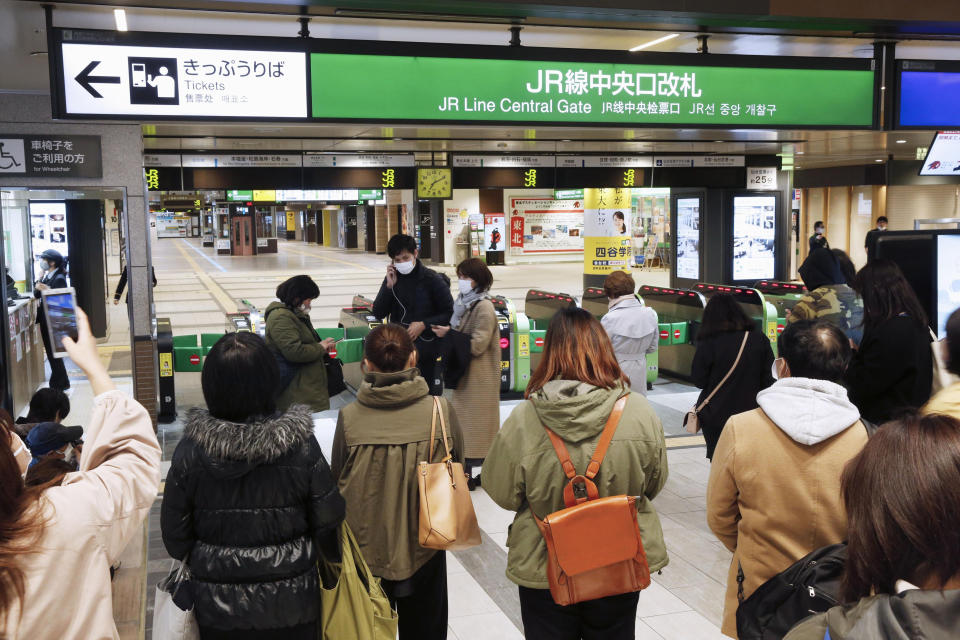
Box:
706, 320, 869, 639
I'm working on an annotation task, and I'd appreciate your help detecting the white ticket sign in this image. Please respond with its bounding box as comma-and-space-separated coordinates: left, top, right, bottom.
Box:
60, 42, 307, 117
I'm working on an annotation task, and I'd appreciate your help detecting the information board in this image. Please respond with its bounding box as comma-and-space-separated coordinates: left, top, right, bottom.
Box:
898, 63, 960, 128
509, 198, 584, 254
937, 234, 960, 339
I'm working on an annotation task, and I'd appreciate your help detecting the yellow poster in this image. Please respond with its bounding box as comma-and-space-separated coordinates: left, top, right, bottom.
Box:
159, 352, 173, 378
253, 190, 276, 202
518, 333, 530, 358
286, 210, 296, 231
583, 188, 633, 276
584, 237, 633, 275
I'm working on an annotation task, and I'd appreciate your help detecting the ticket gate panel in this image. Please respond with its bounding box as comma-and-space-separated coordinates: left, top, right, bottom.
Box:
638, 285, 707, 381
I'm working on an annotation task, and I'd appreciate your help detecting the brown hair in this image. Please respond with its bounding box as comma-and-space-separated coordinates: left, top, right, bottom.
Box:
456, 258, 493, 293
841, 413, 960, 601
364, 324, 416, 373
0, 421, 53, 629
526, 306, 629, 397
602, 270, 635, 299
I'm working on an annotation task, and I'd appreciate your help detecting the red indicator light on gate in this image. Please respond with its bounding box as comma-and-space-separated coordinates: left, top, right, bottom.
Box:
659, 330, 669, 339
189, 354, 201, 365
500, 337, 509, 349
329, 349, 337, 358
674, 330, 681, 339
534, 337, 544, 347
777, 324, 785, 334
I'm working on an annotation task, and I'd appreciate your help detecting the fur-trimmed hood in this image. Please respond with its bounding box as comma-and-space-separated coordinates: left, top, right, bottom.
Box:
184, 405, 314, 472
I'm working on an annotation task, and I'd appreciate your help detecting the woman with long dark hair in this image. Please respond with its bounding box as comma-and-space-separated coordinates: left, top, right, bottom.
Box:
847, 260, 933, 423
785, 413, 960, 639
691, 293, 775, 459
1, 307, 160, 637
162, 332, 345, 639
484, 307, 668, 640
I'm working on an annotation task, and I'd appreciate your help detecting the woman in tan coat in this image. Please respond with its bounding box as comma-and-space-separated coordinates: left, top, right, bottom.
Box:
706, 321, 867, 638
432, 258, 500, 485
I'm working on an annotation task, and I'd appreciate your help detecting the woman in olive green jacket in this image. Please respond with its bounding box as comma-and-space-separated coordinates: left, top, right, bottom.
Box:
484, 307, 669, 640
264, 276, 335, 412
331, 323, 464, 640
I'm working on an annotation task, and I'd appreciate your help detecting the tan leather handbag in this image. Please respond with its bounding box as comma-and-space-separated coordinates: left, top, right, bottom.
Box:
532, 395, 652, 606
418, 396, 482, 551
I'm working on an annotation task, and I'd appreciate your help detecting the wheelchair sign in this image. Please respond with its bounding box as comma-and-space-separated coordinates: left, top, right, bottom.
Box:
0, 139, 26, 173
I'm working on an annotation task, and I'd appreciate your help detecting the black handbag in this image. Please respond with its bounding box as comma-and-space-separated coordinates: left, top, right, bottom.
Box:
325, 354, 346, 396
736, 542, 847, 640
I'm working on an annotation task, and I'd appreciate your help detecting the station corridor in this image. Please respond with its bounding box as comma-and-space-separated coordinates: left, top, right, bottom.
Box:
82, 237, 730, 639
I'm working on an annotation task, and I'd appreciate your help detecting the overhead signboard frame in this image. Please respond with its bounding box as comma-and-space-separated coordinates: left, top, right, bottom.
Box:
50, 28, 877, 129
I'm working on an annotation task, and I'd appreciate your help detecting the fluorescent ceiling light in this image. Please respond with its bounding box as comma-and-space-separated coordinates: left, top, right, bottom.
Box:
875, 159, 884, 162
114, 9, 128, 31
895, 139, 907, 144
629, 33, 680, 52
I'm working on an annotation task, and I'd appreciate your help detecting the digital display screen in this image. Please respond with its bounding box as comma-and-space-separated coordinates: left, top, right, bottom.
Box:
899, 71, 960, 128
676, 198, 700, 280
919, 131, 960, 175
938, 234, 960, 340
44, 292, 78, 356
733, 196, 776, 281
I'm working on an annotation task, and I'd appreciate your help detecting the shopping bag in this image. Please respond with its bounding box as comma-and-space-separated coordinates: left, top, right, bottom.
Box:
152, 560, 199, 640
320, 522, 398, 640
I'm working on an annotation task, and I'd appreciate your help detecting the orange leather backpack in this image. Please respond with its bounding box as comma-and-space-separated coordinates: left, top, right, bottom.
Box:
532, 395, 652, 606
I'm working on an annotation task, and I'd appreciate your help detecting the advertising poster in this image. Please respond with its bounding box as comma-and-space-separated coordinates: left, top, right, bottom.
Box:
920, 131, 960, 175
584, 188, 632, 276
676, 198, 701, 280
510, 216, 524, 249
937, 235, 960, 339
29, 201, 69, 268
509, 198, 585, 254
733, 195, 776, 281
484, 214, 506, 252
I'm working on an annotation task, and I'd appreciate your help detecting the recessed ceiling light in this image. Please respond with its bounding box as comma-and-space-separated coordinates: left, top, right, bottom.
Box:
796, 151, 805, 155
113, 9, 128, 32
713, 140, 724, 143
392, 137, 403, 141
560, 139, 572, 143
895, 139, 907, 144
629, 33, 680, 52
875, 159, 884, 162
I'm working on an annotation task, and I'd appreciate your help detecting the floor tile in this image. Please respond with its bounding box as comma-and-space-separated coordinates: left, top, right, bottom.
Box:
448, 612, 523, 640
446, 571, 502, 617
643, 610, 728, 640
635, 580, 692, 618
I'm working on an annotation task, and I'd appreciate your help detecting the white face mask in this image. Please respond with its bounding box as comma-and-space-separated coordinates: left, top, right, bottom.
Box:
458, 279, 474, 295
394, 260, 415, 275
299, 302, 311, 313
62, 443, 77, 466
37, 260, 49, 272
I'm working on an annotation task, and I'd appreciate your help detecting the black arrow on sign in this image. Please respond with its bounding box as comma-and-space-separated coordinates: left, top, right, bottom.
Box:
75, 61, 121, 98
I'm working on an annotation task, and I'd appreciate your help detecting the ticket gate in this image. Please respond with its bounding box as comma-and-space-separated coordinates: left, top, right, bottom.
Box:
754, 281, 807, 336
338, 294, 382, 390
524, 289, 577, 374
693, 283, 780, 355
637, 285, 707, 381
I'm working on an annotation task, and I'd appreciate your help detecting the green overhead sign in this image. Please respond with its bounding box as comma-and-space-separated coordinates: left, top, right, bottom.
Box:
554, 189, 585, 200
311, 54, 875, 127
226, 190, 253, 201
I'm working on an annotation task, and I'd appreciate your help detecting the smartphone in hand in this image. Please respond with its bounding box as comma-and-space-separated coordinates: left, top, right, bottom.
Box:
41, 288, 79, 358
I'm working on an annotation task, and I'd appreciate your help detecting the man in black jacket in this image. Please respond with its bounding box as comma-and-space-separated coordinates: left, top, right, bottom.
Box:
373, 234, 454, 395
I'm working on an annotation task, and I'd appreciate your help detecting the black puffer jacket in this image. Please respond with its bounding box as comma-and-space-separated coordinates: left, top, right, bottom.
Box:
161, 405, 345, 632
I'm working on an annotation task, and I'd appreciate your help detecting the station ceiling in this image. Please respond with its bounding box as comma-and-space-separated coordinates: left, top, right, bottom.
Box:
0, 1, 954, 169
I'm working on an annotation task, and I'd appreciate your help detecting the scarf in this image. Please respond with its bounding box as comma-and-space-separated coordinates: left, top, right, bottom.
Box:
451, 289, 489, 330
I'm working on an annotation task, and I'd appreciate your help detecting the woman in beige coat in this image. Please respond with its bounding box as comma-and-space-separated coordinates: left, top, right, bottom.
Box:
433, 258, 500, 485
0, 308, 161, 638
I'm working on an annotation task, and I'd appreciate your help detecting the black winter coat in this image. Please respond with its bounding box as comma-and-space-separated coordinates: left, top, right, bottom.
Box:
372, 261, 453, 340
846, 315, 932, 424
161, 405, 345, 632
691, 328, 775, 459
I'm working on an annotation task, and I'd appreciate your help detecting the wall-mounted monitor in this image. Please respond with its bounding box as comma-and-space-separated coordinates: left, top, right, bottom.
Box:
675, 197, 701, 281
732, 195, 776, 281
937, 233, 960, 339
918, 131, 960, 176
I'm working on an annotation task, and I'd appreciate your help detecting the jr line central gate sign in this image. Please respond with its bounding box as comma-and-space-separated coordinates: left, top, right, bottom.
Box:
50, 29, 877, 128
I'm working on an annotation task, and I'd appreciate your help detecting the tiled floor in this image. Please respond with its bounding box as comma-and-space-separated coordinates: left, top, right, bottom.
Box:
61, 237, 735, 638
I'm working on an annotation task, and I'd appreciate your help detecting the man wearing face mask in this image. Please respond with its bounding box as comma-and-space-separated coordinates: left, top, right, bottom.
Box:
373, 234, 454, 395
808, 220, 829, 253
864, 215, 888, 262
33, 249, 70, 390
25, 421, 83, 471
706, 320, 868, 638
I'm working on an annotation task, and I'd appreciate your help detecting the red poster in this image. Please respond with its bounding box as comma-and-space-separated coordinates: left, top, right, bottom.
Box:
510, 216, 524, 249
